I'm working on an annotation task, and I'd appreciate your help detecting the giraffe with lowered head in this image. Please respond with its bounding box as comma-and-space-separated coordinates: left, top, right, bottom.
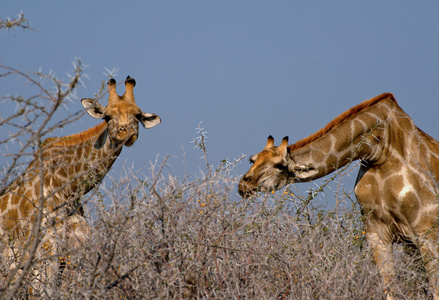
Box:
0, 76, 161, 288
239, 93, 439, 299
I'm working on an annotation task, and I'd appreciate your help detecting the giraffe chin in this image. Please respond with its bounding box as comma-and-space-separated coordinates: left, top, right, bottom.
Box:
123, 135, 138, 147
258, 177, 288, 193
238, 184, 256, 198
238, 180, 286, 198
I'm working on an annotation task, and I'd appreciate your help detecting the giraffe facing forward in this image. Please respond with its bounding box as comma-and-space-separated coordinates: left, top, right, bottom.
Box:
0, 76, 161, 288
239, 93, 439, 299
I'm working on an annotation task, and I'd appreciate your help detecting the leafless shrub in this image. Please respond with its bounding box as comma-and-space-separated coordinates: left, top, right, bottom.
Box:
0, 62, 87, 189
0, 12, 36, 32
3, 131, 423, 299
0, 61, 90, 299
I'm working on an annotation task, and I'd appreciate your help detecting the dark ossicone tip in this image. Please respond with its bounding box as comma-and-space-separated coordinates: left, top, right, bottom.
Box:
107, 78, 116, 86
125, 76, 136, 87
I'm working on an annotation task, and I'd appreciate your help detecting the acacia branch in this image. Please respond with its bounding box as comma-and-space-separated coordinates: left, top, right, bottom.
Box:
0, 12, 36, 32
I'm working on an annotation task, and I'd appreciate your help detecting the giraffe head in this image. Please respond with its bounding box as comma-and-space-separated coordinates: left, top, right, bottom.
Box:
81, 76, 161, 148
239, 136, 290, 198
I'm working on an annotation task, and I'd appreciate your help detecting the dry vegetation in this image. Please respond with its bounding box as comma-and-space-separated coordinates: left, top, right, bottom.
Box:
0, 13, 433, 300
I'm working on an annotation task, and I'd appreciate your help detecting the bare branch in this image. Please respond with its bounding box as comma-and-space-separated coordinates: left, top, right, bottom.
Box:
0, 12, 36, 32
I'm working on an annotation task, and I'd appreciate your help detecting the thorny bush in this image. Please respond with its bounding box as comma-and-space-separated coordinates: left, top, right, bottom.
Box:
1, 121, 432, 298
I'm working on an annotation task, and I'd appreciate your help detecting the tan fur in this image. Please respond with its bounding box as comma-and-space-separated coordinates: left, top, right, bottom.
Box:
289, 93, 397, 151
45, 121, 107, 147
239, 94, 439, 299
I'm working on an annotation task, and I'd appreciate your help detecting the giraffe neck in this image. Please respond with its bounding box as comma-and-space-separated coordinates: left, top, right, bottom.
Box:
286, 97, 409, 182
0, 121, 124, 235
40, 121, 123, 204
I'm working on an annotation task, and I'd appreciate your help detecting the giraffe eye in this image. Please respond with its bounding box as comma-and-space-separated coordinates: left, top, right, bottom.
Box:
274, 163, 287, 170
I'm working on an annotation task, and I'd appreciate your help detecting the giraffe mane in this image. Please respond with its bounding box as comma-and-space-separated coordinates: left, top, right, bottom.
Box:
43, 121, 107, 147
288, 93, 397, 152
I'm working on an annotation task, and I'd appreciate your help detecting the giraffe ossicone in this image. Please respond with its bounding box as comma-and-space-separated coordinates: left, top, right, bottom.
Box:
239, 93, 439, 299
0, 76, 161, 290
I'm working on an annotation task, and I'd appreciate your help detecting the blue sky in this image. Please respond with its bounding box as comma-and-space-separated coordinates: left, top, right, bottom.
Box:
2, 1, 439, 206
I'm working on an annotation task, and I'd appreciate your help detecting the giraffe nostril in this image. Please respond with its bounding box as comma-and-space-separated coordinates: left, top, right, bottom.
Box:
242, 175, 252, 183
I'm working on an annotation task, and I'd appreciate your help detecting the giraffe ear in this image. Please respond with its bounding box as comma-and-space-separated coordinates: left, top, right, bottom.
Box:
279, 136, 289, 156
137, 112, 161, 129
94, 128, 108, 149
81, 98, 106, 119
